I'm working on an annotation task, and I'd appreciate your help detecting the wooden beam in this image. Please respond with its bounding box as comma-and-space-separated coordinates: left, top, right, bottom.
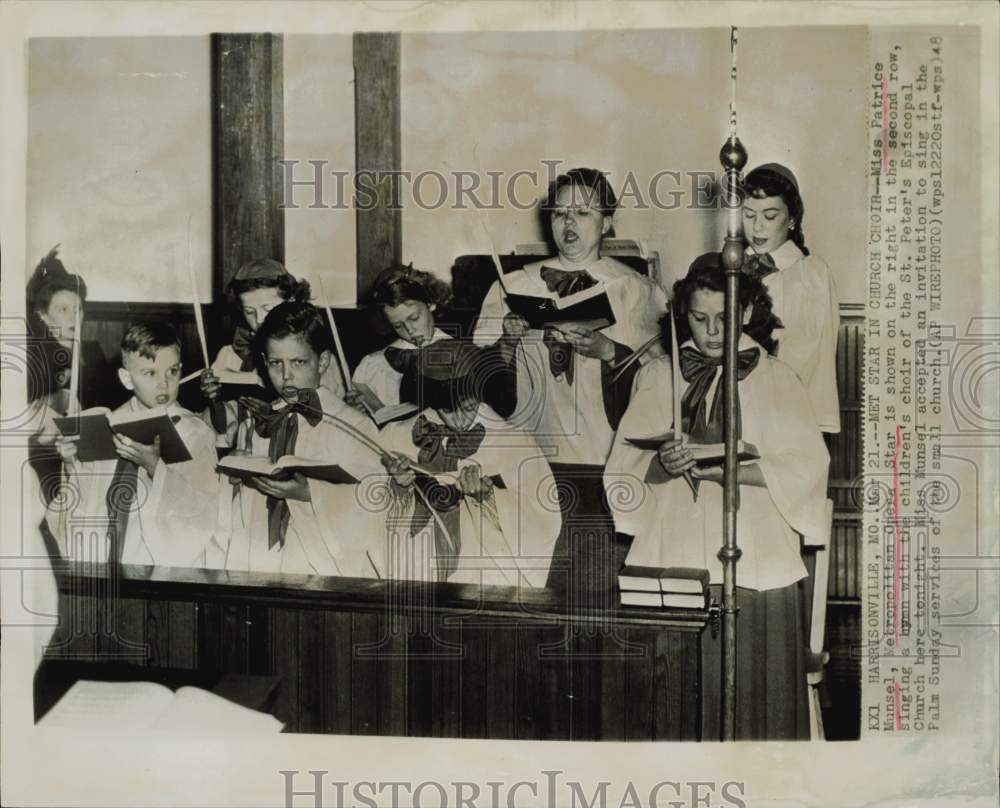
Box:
211, 33, 284, 301
353, 32, 402, 301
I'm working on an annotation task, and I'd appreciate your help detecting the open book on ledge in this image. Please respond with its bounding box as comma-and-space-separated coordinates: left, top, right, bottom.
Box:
503, 272, 615, 331
53, 405, 192, 464
217, 454, 360, 485
37, 679, 284, 734
625, 432, 760, 467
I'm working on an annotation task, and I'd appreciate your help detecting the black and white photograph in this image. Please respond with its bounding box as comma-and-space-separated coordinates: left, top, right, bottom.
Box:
1, 2, 997, 807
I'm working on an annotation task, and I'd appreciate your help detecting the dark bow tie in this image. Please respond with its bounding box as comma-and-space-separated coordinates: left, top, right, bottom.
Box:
679, 345, 760, 444
538, 267, 598, 385
411, 413, 486, 473
231, 326, 257, 372
245, 389, 323, 550
539, 265, 597, 298
743, 251, 778, 281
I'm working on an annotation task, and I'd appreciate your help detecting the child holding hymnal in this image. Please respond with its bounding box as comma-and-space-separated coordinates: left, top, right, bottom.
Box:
199, 258, 344, 451
215, 302, 381, 576
604, 254, 830, 740
48, 322, 222, 567
331, 338, 560, 587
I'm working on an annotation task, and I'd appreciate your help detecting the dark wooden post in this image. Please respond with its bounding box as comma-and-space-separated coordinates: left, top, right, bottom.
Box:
211, 33, 284, 301
353, 32, 402, 301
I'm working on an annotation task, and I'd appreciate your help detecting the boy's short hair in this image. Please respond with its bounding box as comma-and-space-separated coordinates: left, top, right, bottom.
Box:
253, 301, 331, 357
121, 321, 182, 363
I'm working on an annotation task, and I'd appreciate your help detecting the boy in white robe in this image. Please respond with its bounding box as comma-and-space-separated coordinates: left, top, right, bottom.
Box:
218, 302, 380, 576
49, 322, 221, 568
605, 255, 829, 739
333, 339, 560, 588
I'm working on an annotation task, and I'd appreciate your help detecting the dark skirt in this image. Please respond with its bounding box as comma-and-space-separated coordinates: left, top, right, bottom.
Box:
544, 463, 632, 604
701, 582, 810, 740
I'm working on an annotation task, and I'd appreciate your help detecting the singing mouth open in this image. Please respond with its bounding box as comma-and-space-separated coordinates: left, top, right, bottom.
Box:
752, 237, 768, 248
562, 229, 578, 243
155, 394, 170, 405
281, 387, 300, 401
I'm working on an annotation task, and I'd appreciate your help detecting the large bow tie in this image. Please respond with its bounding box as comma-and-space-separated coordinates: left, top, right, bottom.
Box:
743, 251, 778, 281
411, 413, 486, 473
231, 326, 257, 372
538, 267, 598, 386
539, 265, 597, 298
679, 345, 760, 444
245, 389, 323, 549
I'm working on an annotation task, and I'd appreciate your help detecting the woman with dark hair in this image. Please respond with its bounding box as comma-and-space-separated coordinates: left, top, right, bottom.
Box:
741, 163, 840, 433
199, 258, 343, 450
605, 254, 830, 740
472, 167, 667, 594
347, 263, 454, 412
26, 247, 116, 501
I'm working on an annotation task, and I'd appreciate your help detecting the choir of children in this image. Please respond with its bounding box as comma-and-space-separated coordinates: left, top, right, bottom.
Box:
34, 164, 838, 640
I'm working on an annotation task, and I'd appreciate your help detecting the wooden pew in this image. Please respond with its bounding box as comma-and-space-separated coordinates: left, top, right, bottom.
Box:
46, 562, 707, 740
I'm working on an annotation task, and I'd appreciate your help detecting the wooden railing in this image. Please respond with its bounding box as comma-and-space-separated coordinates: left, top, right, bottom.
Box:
48, 562, 707, 740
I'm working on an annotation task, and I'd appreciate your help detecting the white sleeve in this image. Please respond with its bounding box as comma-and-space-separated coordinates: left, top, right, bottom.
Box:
142, 422, 222, 567
604, 360, 675, 538
472, 280, 509, 345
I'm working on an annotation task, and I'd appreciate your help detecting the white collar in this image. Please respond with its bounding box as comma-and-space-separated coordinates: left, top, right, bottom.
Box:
387, 327, 451, 351
745, 239, 803, 271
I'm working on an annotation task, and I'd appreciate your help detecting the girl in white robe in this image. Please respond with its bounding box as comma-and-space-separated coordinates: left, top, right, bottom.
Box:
472, 168, 667, 595
606, 256, 830, 739
331, 339, 560, 588
741, 163, 840, 433
347, 264, 454, 414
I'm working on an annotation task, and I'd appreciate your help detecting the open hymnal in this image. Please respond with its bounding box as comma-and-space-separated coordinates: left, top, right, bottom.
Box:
53, 406, 191, 464
216, 454, 359, 485
504, 279, 616, 331
626, 432, 760, 467
351, 382, 419, 427
213, 368, 268, 402
37, 679, 284, 734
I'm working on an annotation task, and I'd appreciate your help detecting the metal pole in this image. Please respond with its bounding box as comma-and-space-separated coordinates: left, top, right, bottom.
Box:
718, 27, 747, 738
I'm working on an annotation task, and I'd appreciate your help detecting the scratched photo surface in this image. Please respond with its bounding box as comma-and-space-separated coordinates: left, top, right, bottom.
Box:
1, 3, 996, 808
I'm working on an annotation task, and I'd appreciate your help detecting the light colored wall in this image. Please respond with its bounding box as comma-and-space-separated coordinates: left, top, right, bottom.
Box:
400, 27, 868, 303
27, 36, 212, 302
283, 34, 357, 306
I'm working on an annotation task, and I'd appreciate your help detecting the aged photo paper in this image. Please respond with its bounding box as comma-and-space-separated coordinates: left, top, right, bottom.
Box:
1, 1, 997, 806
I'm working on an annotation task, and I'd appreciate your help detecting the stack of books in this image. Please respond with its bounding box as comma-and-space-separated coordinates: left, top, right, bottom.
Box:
618, 565, 710, 610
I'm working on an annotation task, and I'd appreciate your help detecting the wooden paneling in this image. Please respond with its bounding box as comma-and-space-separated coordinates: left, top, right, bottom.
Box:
51, 565, 706, 740
212, 33, 285, 299
353, 33, 402, 300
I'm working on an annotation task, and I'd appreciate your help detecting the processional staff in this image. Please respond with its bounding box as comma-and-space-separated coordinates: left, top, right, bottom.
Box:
718, 24, 747, 742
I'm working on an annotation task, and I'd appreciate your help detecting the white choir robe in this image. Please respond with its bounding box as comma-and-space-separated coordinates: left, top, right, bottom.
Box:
750, 240, 841, 433
473, 256, 667, 465
46, 398, 222, 568
605, 337, 830, 592
208, 343, 346, 449
351, 327, 452, 408
329, 403, 560, 588
217, 385, 383, 576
